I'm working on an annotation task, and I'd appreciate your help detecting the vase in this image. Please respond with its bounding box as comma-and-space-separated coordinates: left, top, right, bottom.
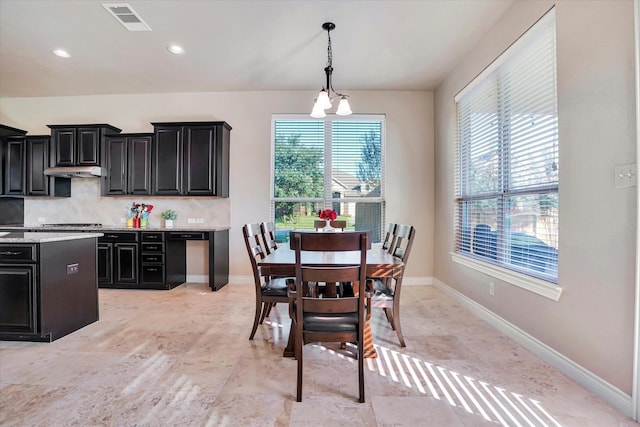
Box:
140, 218, 148, 228
133, 218, 141, 228
165, 219, 174, 229
324, 219, 335, 232
126, 217, 134, 229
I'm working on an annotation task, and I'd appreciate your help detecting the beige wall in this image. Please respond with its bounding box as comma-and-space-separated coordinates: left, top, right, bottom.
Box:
434, 0, 636, 393
0, 90, 434, 283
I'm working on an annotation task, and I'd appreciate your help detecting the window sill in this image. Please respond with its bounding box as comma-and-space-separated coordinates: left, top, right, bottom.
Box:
450, 252, 563, 301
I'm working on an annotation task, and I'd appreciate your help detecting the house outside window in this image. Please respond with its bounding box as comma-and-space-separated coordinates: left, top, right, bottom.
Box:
271, 114, 385, 242
454, 9, 559, 286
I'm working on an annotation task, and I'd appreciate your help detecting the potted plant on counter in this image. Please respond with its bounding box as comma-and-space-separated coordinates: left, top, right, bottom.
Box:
161, 209, 177, 228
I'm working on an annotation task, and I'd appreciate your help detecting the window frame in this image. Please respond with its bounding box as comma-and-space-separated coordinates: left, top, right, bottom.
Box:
271, 113, 386, 240
452, 8, 562, 301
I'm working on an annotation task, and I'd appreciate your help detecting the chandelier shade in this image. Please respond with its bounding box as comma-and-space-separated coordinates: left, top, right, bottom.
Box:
310, 22, 352, 117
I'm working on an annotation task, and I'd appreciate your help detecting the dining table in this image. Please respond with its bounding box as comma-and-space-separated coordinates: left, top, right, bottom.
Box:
257, 241, 405, 358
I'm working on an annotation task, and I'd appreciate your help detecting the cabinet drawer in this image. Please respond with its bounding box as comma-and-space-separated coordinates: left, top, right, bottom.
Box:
141, 232, 164, 242
99, 232, 138, 243
0, 246, 36, 263
141, 265, 165, 284
141, 242, 164, 253
167, 232, 207, 240
141, 253, 165, 264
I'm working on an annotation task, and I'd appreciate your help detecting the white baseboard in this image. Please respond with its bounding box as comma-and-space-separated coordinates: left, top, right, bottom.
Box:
186, 274, 208, 283
432, 278, 633, 418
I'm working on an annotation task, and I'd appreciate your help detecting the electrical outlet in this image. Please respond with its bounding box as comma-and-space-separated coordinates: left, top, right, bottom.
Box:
196, 218, 204, 224
489, 282, 495, 296
614, 164, 637, 189
187, 218, 196, 224
120, 217, 126, 223
67, 263, 79, 275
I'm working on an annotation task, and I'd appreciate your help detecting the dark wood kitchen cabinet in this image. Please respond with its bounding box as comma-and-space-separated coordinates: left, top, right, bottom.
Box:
98, 232, 139, 288
0, 125, 27, 196
0, 236, 99, 342
3, 137, 25, 195
102, 133, 153, 196
2, 136, 71, 197
151, 122, 230, 197
48, 124, 121, 167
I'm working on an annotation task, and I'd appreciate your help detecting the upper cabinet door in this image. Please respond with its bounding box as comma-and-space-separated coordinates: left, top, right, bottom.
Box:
76, 128, 100, 166
4, 138, 25, 195
52, 128, 75, 166
153, 127, 182, 196
183, 125, 215, 196
26, 137, 50, 196
102, 135, 128, 195
127, 135, 152, 195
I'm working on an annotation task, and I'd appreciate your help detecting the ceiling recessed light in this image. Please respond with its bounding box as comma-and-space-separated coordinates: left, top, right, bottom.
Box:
52, 49, 71, 58
167, 45, 185, 55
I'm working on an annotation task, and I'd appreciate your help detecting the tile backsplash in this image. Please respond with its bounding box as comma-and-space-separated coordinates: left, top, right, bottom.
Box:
23, 178, 230, 227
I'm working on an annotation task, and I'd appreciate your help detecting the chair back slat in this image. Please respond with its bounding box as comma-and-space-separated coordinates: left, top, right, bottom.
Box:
302, 297, 359, 313
382, 223, 397, 252
391, 224, 415, 263
260, 221, 279, 255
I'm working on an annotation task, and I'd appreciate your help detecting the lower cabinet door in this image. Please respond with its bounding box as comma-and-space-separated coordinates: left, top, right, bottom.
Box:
115, 243, 138, 284
97, 243, 113, 284
0, 265, 37, 333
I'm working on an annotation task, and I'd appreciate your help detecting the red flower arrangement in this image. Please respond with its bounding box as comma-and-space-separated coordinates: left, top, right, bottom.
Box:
318, 209, 337, 221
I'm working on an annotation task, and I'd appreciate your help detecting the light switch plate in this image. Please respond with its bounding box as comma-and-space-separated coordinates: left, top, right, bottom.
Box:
614, 164, 636, 189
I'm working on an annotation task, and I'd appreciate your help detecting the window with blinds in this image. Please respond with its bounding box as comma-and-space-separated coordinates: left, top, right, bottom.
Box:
272, 114, 385, 242
454, 8, 559, 283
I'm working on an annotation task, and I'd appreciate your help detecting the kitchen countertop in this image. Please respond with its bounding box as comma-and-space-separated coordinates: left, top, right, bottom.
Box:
0, 232, 104, 243
0, 225, 231, 232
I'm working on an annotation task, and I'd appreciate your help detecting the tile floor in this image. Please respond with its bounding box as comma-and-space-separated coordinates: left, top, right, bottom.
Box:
0, 282, 636, 426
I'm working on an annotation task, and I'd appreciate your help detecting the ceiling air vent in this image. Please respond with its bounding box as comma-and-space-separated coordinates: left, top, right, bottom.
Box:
102, 3, 151, 31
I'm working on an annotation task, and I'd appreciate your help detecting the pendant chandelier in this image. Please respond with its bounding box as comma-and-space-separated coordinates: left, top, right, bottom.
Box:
310, 22, 352, 118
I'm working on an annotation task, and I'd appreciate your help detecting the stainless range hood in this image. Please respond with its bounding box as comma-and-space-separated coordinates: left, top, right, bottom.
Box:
43, 166, 103, 178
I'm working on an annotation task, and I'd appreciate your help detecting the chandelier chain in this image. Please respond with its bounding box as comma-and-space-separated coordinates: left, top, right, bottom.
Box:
326, 31, 333, 69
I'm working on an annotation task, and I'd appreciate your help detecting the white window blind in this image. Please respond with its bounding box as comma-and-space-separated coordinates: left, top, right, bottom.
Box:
454, 9, 559, 282
272, 114, 386, 242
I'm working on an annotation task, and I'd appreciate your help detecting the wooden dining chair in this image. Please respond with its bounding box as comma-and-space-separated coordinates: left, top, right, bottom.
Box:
368, 224, 415, 347
313, 219, 347, 231
381, 222, 397, 252
290, 231, 368, 402
242, 223, 289, 340
260, 221, 279, 255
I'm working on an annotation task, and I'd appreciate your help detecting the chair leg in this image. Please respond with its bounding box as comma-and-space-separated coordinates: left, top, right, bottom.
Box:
393, 300, 406, 347
384, 307, 394, 328
358, 333, 365, 403
249, 299, 262, 340
264, 302, 274, 317
296, 338, 303, 402
260, 303, 271, 324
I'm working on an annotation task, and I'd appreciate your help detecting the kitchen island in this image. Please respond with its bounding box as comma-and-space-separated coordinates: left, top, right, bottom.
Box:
0, 232, 102, 342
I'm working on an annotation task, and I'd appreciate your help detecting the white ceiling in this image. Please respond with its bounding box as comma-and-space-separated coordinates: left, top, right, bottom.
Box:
0, 0, 514, 98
